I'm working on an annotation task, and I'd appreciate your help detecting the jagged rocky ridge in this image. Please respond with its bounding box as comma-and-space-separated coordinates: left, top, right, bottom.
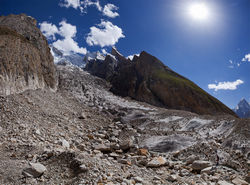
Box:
0, 14, 56, 96
85, 48, 237, 116
0, 14, 249, 185
234, 98, 250, 118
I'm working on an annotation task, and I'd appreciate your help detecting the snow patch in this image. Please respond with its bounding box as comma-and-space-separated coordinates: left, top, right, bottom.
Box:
158, 116, 183, 123
180, 118, 213, 131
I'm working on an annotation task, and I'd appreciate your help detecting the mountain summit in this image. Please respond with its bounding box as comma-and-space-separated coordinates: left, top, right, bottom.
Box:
85, 49, 237, 116
234, 98, 250, 118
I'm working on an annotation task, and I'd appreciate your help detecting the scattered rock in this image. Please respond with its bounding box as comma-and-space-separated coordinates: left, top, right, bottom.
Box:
191, 160, 211, 171
79, 164, 88, 173
119, 138, 133, 151
133, 176, 144, 183
94, 144, 111, 153
78, 112, 86, 119
217, 180, 233, 185
166, 174, 177, 182
61, 139, 70, 149
232, 177, 249, 185
138, 148, 149, 156
22, 163, 47, 178
186, 155, 199, 165
147, 156, 168, 168
201, 166, 214, 175
246, 172, 250, 183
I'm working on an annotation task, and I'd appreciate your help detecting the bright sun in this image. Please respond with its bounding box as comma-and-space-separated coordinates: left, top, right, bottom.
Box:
189, 3, 209, 21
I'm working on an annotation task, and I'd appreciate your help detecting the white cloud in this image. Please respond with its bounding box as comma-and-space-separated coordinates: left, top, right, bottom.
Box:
58, 20, 77, 38
242, 53, 250, 62
53, 38, 87, 55
103, 4, 119, 18
81, 0, 102, 12
60, 0, 120, 18
229, 60, 233, 64
86, 20, 125, 47
40, 22, 59, 40
208, 79, 244, 91
40, 20, 87, 55
60, 0, 81, 10
60, 0, 102, 12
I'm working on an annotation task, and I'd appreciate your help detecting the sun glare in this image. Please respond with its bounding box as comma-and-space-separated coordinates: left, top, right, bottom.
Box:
189, 3, 209, 21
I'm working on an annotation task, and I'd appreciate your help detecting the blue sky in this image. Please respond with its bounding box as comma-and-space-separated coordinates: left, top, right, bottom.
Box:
1, 0, 250, 108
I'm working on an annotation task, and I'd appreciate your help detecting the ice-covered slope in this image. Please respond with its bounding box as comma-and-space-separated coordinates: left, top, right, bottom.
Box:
50, 46, 86, 68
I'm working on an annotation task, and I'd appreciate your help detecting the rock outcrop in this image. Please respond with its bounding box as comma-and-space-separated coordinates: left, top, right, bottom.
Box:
85, 49, 237, 116
0, 14, 56, 96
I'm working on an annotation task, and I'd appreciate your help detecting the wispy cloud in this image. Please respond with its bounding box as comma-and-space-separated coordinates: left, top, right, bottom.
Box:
59, 0, 82, 11
103, 4, 119, 18
81, 0, 102, 12
208, 79, 244, 91
86, 20, 125, 47
60, 0, 119, 18
40, 20, 87, 55
242, 53, 250, 62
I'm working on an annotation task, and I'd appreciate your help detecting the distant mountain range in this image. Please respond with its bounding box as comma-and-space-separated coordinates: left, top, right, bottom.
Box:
233, 98, 250, 118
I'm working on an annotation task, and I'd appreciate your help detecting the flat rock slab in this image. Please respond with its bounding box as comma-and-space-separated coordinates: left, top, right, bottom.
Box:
22, 162, 47, 178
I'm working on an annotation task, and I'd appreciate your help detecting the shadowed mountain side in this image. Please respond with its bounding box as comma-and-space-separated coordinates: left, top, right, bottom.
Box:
86, 50, 237, 117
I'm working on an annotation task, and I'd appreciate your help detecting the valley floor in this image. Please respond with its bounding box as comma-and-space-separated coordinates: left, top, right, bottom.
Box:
0, 65, 249, 185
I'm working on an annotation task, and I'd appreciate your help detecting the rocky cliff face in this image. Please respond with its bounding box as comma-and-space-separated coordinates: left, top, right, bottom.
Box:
0, 14, 56, 96
86, 49, 237, 116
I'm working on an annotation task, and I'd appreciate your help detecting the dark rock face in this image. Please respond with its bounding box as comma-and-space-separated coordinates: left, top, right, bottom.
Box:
0, 14, 56, 95
233, 99, 250, 118
85, 49, 237, 116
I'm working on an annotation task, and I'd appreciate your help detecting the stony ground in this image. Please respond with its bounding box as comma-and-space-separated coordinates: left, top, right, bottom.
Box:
0, 65, 249, 185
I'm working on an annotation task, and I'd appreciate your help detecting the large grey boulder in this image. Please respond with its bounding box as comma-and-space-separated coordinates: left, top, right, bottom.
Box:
22, 162, 47, 178
191, 160, 211, 171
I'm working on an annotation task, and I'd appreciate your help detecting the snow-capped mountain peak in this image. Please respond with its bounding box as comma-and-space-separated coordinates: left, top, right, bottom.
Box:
83, 51, 105, 62
50, 45, 86, 68
234, 98, 250, 118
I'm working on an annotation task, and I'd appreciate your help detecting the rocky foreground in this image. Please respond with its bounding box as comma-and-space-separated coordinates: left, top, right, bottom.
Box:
0, 65, 249, 185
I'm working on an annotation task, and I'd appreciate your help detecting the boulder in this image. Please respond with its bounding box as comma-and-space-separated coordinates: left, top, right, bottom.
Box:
138, 148, 149, 156
191, 160, 211, 171
22, 163, 47, 178
94, 144, 111, 153
185, 155, 199, 165
61, 139, 70, 149
119, 138, 133, 151
147, 156, 168, 168
166, 174, 177, 182
217, 181, 233, 185
232, 177, 249, 185
201, 166, 214, 175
